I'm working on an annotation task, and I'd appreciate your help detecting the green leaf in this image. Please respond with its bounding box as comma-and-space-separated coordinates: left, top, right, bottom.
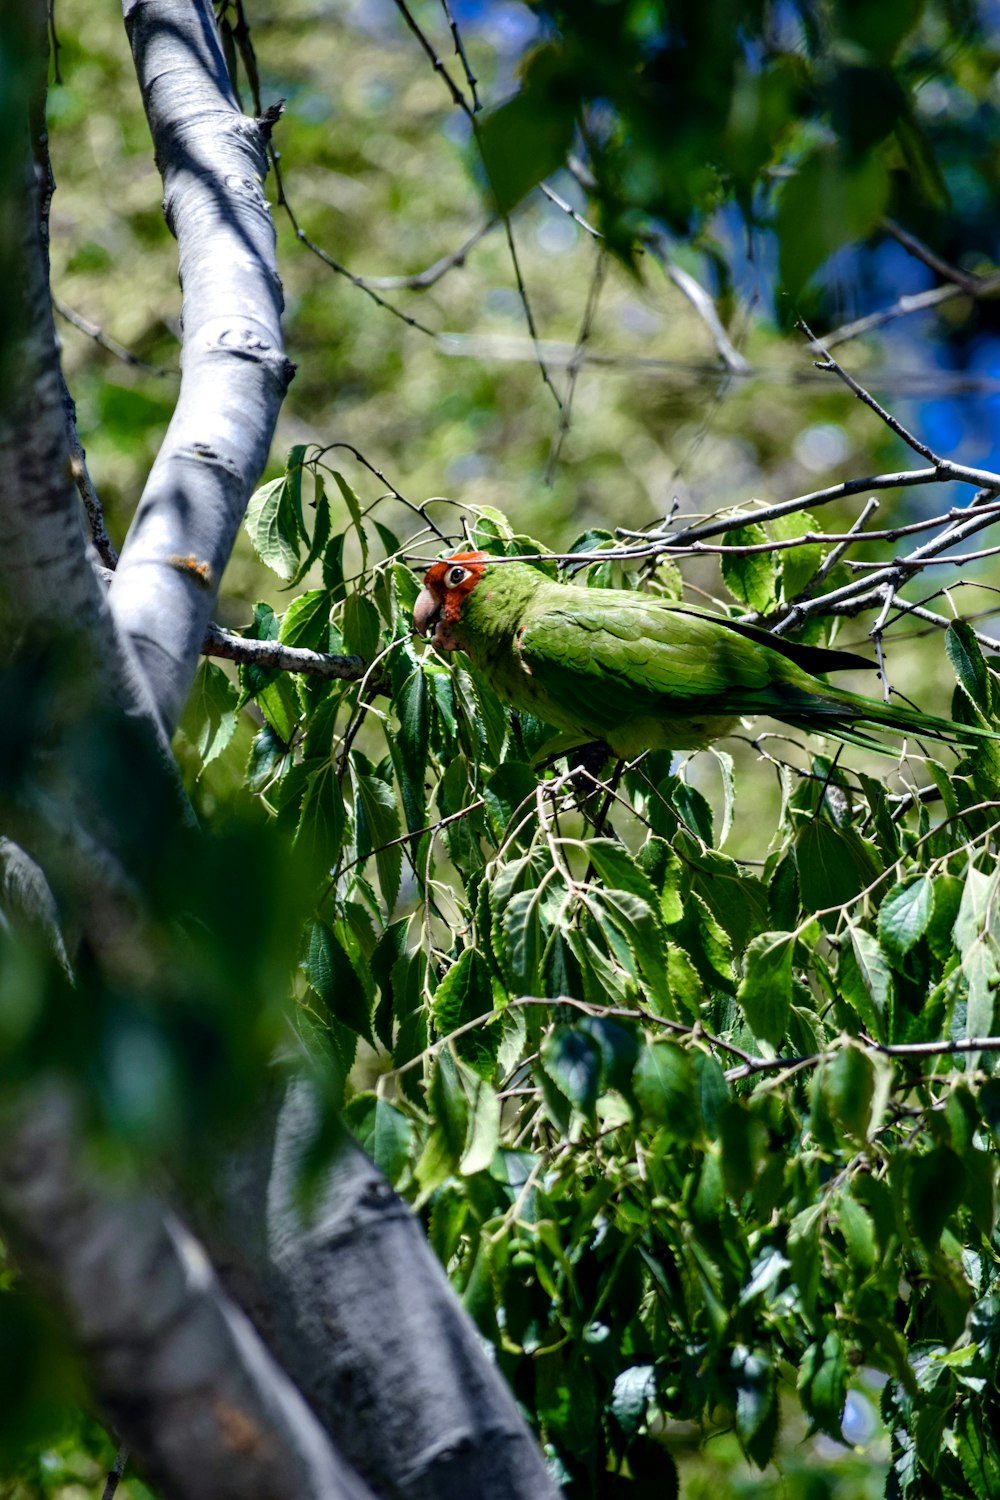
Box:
459, 1071, 500, 1175
279, 589, 333, 651
502, 888, 543, 992
596, 887, 672, 1013
179, 660, 238, 770
416, 1049, 469, 1191
343, 1092, 412, 1183
795, 819, 879, 911
302, 919, 373, 1042
878, 874, 934, 968
813, 1044, 875, 1142
957, 1404, 1000, 1500
354, 771, 402, 914
798, 1331, 847, 1439
610, 1365, 656, 1440
771, 510, 824, 604
396, 669, 429, 769
342, 593, 382, 661
738, 931, 794, 1047
838, 924, 891, 1041
778, 146, 889, 297
244, 473, 301, 579
476, 47, 576, 214
835, 1192, 876, 1275
721, 523, 778, 613
331, 470, 369, 570
633, 1041, 699, 1141
432, 947, 490, 1035
541, 1026, 603, 1122
731, 1345, 778, 1469
483, 762, 537, 842
947, 620, 992, 713
294, 760, 347, 874
587, 840, 663, 912
907, 1146, 964, 1250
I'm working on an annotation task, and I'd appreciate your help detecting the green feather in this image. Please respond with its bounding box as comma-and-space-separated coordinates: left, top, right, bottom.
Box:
451, 561, 999, 760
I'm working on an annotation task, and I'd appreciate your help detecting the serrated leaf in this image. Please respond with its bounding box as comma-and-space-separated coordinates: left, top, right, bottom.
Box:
294, 759, 347, 873
610, 1365, 656, 1440
483, 762, 537, 842
415, 1049, 469, 1191
633, 1041, 699, 1140
838, 923, 891, 1041
947, 620, 992, 713
813, 1044, 875, 1143
772, 509, 824, 604
738, 931, 794, 1046
908, 1145, 964, 1249
541, 1025, 603, 1121
342, 593, 382, 661
731, 1345, 778, 1468
459, 1072, 500, 1175
798, 1331, 847, 1439
878, 875, 934, 967
795, 819, 879, 911
343, 1092, 412, 1183
279, 589, 332, 651
596, 887, 672, 1014
721, 523, 778, 613
244, 473, 300, 579
302, 919, 373, 1042
331, 470, 369, 570
354, 771, 402, 913
502, 888, 543, 992
179, 659, 238, 771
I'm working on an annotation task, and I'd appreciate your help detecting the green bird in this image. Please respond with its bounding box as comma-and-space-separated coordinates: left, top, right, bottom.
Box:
413, 550, 996, 759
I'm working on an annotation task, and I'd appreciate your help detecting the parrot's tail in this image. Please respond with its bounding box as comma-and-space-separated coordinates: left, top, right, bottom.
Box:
781, 684, 1000, 758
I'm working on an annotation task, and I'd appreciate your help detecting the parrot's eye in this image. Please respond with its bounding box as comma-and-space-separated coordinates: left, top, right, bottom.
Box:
445, 565, 469, 587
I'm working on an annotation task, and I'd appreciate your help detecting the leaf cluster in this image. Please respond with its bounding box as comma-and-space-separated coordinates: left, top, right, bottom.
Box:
175, 474, 1000, 1494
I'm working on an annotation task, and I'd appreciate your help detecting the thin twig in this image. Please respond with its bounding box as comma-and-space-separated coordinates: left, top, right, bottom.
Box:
800, 317, 939, 464
313, 441, 449, 540
646, 235, 751, 375
881, 217, 982, 294
539, 182, 602, 239
100, 1444, 128, 1500
54, 299, 173, 377
821, 286, 968, 350
360, 219, 496, 290
438, 0, 480, 111
545, 245, 608, 482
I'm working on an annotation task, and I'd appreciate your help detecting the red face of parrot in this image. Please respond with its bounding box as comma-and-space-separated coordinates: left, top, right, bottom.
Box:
413, 551, 489, 650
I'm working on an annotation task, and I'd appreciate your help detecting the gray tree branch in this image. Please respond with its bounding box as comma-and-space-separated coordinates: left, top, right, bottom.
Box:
109, 0, 294, 736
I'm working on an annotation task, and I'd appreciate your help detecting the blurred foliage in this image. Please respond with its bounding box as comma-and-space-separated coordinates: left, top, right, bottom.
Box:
5, 0, 1000, 1494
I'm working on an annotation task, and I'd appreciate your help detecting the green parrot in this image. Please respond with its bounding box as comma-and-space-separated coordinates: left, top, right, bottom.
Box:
413, 550, 997, 759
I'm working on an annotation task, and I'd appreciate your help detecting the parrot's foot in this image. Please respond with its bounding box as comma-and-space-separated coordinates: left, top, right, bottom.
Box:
566, 740, 615, 783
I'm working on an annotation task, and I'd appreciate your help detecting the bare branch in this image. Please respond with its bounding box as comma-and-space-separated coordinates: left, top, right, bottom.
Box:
820, 285, 968, 350
545, 245, 608, 482
100, 1445, 129, 1500
202, 621, 368, 681
646, 236, 751, 375
800, 318, 940, 463
360, 218, 496, 290
109, 0, 296, 736
54, 297, 173, 376
439, 0, 480, 111
881, 217, 983, 293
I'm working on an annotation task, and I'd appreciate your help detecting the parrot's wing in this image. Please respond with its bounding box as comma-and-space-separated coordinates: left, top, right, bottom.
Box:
517, 596, 789, 730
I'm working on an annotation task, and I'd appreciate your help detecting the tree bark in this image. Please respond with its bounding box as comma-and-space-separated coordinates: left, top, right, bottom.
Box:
110, 0, 294, 736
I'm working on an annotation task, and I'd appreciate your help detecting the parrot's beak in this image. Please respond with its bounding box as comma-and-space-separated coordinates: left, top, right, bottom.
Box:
413, 586, 441, 639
